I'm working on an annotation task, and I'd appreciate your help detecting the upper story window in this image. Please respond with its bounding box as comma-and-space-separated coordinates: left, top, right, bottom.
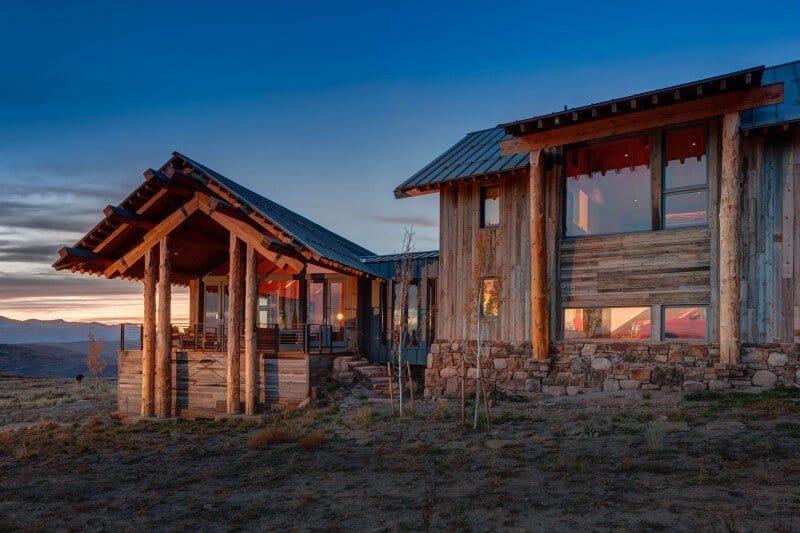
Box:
480, 186, 500, 228
662, 126, 708, 228
565, 136, 651, 237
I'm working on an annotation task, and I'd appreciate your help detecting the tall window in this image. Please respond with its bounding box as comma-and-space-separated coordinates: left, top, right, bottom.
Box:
426, 278, 437, 343
481, 186, 500, 228
663, 126, 708, 228
393, 279, 420, 346
565, 136, 652, 237
481, 277, 499, 318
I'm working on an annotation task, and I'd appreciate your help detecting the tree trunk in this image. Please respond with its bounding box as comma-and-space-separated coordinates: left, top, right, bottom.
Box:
155, 236, 171, 418
227, 233, 244, 414
141, 247, 156, 417
244, 244, 258, 415
719, 113, 741, 364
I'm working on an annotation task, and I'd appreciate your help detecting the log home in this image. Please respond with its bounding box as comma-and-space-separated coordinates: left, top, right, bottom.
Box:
395, 61, 800, 397
54, 153, 438, 417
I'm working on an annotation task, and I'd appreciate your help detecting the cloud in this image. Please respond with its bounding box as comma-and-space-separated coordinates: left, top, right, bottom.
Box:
0, 241, 64, 263
0, 272, 142, 300
362, 214, 437, 228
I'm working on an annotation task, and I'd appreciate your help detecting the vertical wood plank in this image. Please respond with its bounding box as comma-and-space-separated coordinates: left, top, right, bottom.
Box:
244, 244, 258, 415
155, 236, 171, 418
141, 247, 157, 417
227, 233, 244, 414
719, 113, 741, 364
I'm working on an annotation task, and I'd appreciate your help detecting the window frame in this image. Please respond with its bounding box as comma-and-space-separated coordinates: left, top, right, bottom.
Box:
480, 185, 500, 229
561, 122, 712, 240
661, 304, 709, 342
661, 124, 710, 229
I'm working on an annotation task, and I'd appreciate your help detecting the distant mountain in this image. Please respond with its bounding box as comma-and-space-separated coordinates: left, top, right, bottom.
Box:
0, 316, 120, 344
0, 341, 119, 378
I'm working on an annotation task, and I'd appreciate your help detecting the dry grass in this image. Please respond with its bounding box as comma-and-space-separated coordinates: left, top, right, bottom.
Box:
350, 405, 373, 429
247, 427, 294, 450
0, 377, 115, 412
297, 432, 328, 452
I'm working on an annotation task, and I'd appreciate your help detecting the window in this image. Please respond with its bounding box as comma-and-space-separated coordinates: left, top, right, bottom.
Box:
379, 281, 388, 346
258, 280, 300, 328
565, 136, 652, 237
481, 186, 500, 227
481, 277, 500, 318
393, 279, 420, 346
663, 126, 708, 228
563, 307, 651, 340
663, 306, 707, 340
426, 278, 437, 343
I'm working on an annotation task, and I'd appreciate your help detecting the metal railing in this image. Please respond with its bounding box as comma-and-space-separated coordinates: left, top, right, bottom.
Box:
119, 322, 335, 354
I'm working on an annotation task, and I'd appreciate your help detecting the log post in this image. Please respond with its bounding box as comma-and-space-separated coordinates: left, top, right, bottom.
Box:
530, 149, 550, 360
244, 244, 258, 415
226, 233, 244, 414
719, 113, 742, 364
141, 247, 157, 417
155, 236, 171, 418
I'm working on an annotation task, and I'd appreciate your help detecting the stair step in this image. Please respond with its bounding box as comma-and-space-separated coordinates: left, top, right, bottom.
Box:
348, 360, 370, 368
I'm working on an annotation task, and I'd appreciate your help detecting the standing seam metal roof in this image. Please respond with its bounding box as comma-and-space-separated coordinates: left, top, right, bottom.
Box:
741, 60, 800, 129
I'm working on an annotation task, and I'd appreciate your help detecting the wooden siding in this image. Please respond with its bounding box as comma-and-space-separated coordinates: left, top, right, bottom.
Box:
438, 172, 530, 342
559, 227, 712, 309
740, 128, 800, 343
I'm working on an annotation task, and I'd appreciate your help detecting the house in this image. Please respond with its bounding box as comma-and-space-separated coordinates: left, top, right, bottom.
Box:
54, 152, 437, 417
395, 61, 800, 397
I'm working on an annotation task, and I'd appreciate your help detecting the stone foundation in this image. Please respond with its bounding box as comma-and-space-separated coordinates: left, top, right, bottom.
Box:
423, 340, 800, 398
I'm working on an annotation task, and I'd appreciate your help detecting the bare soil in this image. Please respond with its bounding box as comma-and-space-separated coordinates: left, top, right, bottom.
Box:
1, 378, 799, 531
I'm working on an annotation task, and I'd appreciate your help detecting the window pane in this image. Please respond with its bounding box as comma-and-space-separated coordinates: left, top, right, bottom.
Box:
664, 126, 707, 189
565, 136, 651, 237
481, 278, 499, 317
258, 280, 300, 327
563, 307, 651, 340
664, 189, 708, 228
481, 187, 499, 227
663, 306, 707, 339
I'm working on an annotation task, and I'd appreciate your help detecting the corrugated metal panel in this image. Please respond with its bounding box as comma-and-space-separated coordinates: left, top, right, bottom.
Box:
394, 127, 529, 196
173, 153, 382, 277
741, 60, 800, 130
359, 250, 439, 279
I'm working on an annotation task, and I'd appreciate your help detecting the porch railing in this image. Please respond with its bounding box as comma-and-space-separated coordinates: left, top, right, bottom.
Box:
119, 322, 334, 354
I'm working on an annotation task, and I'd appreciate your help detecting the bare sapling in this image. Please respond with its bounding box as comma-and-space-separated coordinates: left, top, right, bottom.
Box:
391, 227, 416, 416
464, 230, 501, 429
86, 327, 107, 397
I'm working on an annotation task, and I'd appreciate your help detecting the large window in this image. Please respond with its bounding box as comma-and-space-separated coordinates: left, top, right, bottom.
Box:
663, 126, 708, 228
258, 280, 300, 327
564, 307, 651, 340
663, 306, 707, 340
565, 136, 652, 237
481, 186, 500, 228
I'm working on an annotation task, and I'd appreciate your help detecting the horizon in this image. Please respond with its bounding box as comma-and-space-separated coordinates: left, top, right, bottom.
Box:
1, 1, 799, 323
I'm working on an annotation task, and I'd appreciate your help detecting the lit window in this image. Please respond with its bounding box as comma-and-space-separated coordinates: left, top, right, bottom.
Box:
481, 278, 499, 318
663, 306, 707, 340
481, 186, 500, 228
663, 126, 708, 228
565, 136, 652, 237
563, 307, 651, 340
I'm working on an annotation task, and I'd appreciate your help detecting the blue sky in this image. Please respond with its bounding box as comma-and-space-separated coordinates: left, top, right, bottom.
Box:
0, 0, 798, 322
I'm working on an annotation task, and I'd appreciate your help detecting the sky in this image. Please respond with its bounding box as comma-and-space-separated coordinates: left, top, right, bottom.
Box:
0, 0, 798, 324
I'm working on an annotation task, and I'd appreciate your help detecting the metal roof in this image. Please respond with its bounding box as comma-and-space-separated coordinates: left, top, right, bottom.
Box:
500, 65, 766, 137
741, 60, 800, 130
170, 153, 382, 277
360, 250, 439, 263
393, 128, 529, 198
359, 250, 439, 280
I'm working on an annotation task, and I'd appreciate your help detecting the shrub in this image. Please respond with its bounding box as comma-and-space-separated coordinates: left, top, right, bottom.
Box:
644, 418, 666, 452
431, 401, 452, 422
247, 427, 294, 450
351, 405, 373, 429
298, 432, 328, 452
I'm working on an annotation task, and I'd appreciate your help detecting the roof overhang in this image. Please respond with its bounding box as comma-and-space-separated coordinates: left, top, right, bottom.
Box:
500, 66, 787, 155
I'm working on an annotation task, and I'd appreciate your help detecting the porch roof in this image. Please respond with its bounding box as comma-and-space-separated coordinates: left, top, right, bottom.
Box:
53, 154, 383, 281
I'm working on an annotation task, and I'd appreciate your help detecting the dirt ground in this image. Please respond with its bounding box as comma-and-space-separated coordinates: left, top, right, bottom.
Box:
1, 377, 799, 531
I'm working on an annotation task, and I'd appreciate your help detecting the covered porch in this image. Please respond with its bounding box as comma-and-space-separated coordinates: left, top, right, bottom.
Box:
55, 152, 380, 417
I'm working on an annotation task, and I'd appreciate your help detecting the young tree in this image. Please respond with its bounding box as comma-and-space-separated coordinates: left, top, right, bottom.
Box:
464, 230, 501, 429
391, 227, 416, 416
86, 327, 107, 394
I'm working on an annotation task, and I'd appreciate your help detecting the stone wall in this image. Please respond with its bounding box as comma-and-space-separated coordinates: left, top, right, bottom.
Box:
423, 340, 800, 399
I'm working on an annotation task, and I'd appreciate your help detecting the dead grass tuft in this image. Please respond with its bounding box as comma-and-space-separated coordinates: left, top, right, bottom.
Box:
298, 432, 328, 452
247, 427, 294, 450
350, 405, 374, 429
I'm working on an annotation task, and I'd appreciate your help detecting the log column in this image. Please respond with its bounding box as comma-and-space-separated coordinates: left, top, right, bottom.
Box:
719, 113, 742, 364
155, 236, 172, 418
141, 247, 157, 417
226, 233, 245, 414
244, 244, 258, 415
530, 149, 550, 360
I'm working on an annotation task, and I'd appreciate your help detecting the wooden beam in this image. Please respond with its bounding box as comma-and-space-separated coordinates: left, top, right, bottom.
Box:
53, 247, 111, 270
104, 194, 200, 277
500, 83, 784, 155
103, 205, 155, 230
141, 247, 156, 417
719, 112, 741, 364
529, 150, 549, 359
199, 198, 304, 272
155, 236, 171, 418
226, 234, 244, 414
244, 244, 258, 416
143, 169, 195, 197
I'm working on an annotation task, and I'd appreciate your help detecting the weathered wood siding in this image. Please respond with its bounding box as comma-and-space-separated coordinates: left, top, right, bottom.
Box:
740, 128, 800, 343
438, 172, 531, 342
118, 349, 325, 414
